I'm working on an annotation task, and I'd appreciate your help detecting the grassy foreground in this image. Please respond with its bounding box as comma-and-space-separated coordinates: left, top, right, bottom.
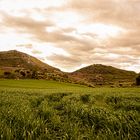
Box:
0, 80, 140, 140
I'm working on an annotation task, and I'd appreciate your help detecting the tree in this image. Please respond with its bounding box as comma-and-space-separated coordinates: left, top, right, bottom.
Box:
4, 71, 15, 79
136, 75, 140, 86
20, 71, 26, 77
31, 70, 38, 79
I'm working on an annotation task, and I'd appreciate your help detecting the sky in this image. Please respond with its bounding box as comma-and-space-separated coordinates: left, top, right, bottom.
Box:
0, 0, 140, 73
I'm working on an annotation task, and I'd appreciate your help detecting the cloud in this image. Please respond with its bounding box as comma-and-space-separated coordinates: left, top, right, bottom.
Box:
68, 0, 140, 28
1, 12, 53, 35
0, 0, 140, 72
16, 44, 33, 49
32, 49, 42, 54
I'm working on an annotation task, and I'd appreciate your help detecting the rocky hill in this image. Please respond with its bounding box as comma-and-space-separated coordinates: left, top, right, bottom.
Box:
0, 50, 68, 81
70, 64, 137, 87
0, 50, 138, 87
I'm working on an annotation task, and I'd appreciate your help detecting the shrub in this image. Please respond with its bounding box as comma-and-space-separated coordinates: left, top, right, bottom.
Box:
4, 71, 15, 79
136, 75, 140, 86
80, 94, 90, 103
20, 71, 26, 77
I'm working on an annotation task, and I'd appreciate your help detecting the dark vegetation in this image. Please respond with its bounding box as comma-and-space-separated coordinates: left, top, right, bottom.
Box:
136, 75, 140, 86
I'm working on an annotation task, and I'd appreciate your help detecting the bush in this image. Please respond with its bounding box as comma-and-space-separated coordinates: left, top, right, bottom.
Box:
136, 75, 140, 86
80, 94, 90, 103
4, 71, 15, 79
20, 71, 26, 77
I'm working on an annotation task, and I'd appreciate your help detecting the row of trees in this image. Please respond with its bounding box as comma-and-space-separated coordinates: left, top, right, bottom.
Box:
3, 69, 37, 79
2, 68, 70, 82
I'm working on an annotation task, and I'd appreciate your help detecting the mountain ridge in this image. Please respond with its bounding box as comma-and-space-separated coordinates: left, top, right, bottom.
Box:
0, 50, 138, 86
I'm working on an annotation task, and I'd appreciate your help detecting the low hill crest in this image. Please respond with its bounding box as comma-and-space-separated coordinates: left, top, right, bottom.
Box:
0, 50, 138, 86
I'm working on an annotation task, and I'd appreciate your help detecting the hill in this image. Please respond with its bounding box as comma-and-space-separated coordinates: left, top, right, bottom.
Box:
0, 50, 58, 71
0, 50, 68, 81
0, 50, 138, 86
70, 64, 137, 87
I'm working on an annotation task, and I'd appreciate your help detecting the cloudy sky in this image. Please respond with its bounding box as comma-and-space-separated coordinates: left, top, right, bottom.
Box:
0, 0, 140, 72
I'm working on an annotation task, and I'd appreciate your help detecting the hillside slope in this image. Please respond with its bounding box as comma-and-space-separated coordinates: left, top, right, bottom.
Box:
0, 50, 58, 71
0, 50, 68, 81
70, 64, 137, 86
0, 50, 137, 86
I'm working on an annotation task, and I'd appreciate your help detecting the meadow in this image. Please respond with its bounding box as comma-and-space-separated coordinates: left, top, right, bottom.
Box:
0, 79, 140, 140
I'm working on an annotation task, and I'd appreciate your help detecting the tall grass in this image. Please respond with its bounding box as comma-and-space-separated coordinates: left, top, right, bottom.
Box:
0, 80, 140, 139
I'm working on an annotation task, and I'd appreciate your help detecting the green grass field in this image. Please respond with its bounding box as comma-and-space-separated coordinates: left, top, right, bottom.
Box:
0, 80, 140, 140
